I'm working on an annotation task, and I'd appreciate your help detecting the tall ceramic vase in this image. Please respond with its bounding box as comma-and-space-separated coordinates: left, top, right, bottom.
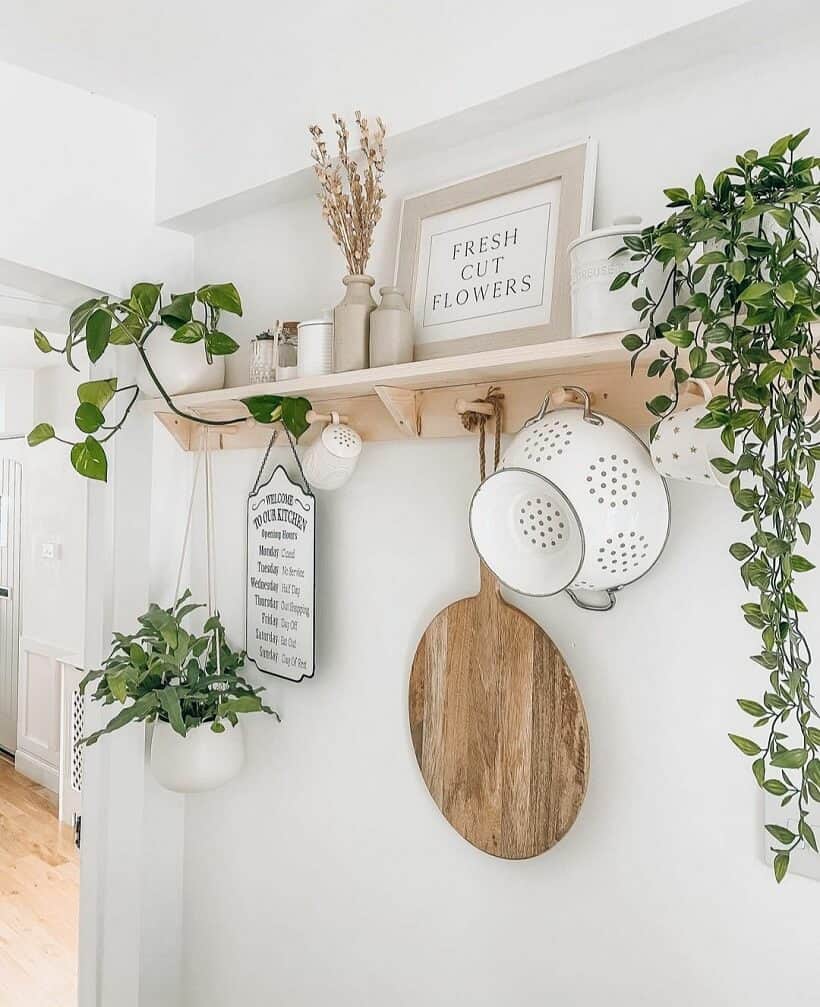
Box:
333, 274, 375, 372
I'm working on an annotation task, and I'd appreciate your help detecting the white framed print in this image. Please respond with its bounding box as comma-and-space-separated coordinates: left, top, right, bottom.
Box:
395, 140, 596, 358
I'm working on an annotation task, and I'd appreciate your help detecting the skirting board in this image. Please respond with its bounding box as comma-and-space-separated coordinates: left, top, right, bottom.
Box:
15, 749, 59, 795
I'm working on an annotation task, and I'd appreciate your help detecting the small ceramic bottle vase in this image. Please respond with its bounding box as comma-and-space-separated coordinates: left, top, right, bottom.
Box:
369, 286, 414, 367
333, 274, 376, 372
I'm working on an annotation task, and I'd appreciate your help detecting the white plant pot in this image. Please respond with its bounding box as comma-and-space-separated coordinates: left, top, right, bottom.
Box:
137, 327, 226, 397
150, 719, 245, 794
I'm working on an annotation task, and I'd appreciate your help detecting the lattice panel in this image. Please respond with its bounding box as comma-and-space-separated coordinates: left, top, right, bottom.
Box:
70, 688, 84, 793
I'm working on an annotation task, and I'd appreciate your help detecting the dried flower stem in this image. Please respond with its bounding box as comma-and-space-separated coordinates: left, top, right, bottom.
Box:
309, 111, 386, 275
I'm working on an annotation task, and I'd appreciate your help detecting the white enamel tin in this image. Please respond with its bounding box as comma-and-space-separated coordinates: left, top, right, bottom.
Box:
568, 216, 670, 339
469, 386, 670, 610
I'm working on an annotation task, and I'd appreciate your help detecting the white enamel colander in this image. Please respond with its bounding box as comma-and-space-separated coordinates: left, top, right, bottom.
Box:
469, 386, 671, 611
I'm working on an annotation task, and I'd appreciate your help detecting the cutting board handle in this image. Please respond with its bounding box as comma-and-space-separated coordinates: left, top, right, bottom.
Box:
478, 560, 502, 600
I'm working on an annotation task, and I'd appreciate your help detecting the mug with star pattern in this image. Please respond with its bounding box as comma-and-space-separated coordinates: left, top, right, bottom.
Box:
650, 380, 732, 489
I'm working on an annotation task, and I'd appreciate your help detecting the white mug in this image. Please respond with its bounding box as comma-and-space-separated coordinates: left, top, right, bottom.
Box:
651, 380, 732, 488
301, 414, 362, 491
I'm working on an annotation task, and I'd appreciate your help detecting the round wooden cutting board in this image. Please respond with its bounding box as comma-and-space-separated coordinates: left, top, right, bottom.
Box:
409, 564, 589, 859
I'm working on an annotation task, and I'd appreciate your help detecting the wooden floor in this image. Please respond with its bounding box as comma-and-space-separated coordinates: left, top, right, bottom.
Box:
0, 757, 78, 1007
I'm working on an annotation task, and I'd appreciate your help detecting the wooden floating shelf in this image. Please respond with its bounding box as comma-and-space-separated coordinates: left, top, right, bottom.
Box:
148, 332, 666, 452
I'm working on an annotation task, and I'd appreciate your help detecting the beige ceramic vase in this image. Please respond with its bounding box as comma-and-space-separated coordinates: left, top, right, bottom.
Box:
333, 274, 376, 372
369, 286, 414, 367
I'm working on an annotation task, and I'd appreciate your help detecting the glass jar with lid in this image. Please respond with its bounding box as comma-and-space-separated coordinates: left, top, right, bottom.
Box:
249, 328, 277, 384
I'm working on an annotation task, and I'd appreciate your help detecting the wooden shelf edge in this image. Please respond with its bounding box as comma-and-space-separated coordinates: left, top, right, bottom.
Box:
145, 332, 676, 450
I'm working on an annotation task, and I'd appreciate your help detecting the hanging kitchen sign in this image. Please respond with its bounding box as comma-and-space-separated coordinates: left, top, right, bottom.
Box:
246, 461, 316, 682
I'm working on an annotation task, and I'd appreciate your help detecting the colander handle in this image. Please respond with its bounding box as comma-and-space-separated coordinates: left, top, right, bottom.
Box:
565, 586, 619, 612
524, 385, 603, 428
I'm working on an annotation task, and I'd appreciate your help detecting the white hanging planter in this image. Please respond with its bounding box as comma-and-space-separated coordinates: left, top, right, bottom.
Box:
137, 326, 226, 397
150, 719, 245, 794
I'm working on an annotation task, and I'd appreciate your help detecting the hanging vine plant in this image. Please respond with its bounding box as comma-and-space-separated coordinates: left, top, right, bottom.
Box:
28, 281, 311, 480
614, 130, 820, 881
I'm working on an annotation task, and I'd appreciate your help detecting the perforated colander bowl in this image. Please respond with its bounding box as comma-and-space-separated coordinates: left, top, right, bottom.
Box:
469, 386, 670, 610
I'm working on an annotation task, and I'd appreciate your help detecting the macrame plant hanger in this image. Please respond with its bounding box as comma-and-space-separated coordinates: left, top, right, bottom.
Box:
173, 429, 223, 675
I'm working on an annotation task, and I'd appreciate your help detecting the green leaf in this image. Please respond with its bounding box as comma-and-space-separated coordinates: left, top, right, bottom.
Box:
766, 824, 796, 844
75, 402, 105, 434
170, 321, 206, 344
196, 282, 243, 316
728, 734, 761, 756
647, 395, 673, 417
665, 329, 694, 348
205, 330, 239, 356
752, 758, 765, 786
697, 250, 726, 265
129, 282, 162, 319
158, 686, 186, 736
769, 134, 791, 157
773, 852, 789, 883
159, 292, 195, 331
69, 297, 102, 336
737, 698, 766, 717
799, 818, 818, 852
70, 436, 108, 482
738, 281, 773, 303
33, 328, 53, 354
762, 779, 788, 795
663, 187, 689, 204
78, 378, 118, 410
86, 309, 112, 363
281, 397, 312, 439
806, 759, 820, 787
790, 555, 815, 573
609, 272, 630, 291
106, 672, 128, 703
27, 423, 55, 447
622, 333, 643, 351
727, 261, 746, 283
109, 313, 143, 345
241, 395, 283, 424
770, 748, 807, 769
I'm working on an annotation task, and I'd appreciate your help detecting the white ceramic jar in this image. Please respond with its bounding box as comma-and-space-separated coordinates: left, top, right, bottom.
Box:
297, 314, 334, 378
568, 216, 669, 339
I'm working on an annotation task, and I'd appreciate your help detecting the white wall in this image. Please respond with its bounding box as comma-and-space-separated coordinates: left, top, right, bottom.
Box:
22, 366, 88, 658
149, 25, 820, 1007
0, 368, 34, 433
0, 59, 191, 295
153, 0, 745, 221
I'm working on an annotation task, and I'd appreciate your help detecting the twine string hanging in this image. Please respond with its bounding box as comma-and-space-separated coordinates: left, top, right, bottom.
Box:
460, 386, 505, 481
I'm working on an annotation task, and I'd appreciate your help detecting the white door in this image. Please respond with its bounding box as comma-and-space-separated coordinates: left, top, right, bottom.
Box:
0, 457, 22, 753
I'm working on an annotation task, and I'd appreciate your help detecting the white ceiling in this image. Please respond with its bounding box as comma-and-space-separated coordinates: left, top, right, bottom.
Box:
0, 0, 750, 222
0, 1, 746, 117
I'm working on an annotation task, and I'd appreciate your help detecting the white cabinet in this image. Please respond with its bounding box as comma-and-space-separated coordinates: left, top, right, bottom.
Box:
16, 637, 69, 792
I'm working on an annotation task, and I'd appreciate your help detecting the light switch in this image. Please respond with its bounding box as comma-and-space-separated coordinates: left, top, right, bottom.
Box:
41, 542, 60, 560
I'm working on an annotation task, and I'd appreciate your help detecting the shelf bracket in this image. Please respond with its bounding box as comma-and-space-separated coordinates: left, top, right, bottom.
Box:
374, 385, 421, 437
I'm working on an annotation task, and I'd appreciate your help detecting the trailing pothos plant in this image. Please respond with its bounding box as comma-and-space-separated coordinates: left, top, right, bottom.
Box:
613, 130, 820, 882
28, 281, 311, 480
79, 590, 277, 746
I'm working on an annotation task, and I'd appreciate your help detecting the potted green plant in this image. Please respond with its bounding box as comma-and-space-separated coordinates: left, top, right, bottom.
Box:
613, 130, 820, 880
80, 591, 277, 793
28, 281, 312, 480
